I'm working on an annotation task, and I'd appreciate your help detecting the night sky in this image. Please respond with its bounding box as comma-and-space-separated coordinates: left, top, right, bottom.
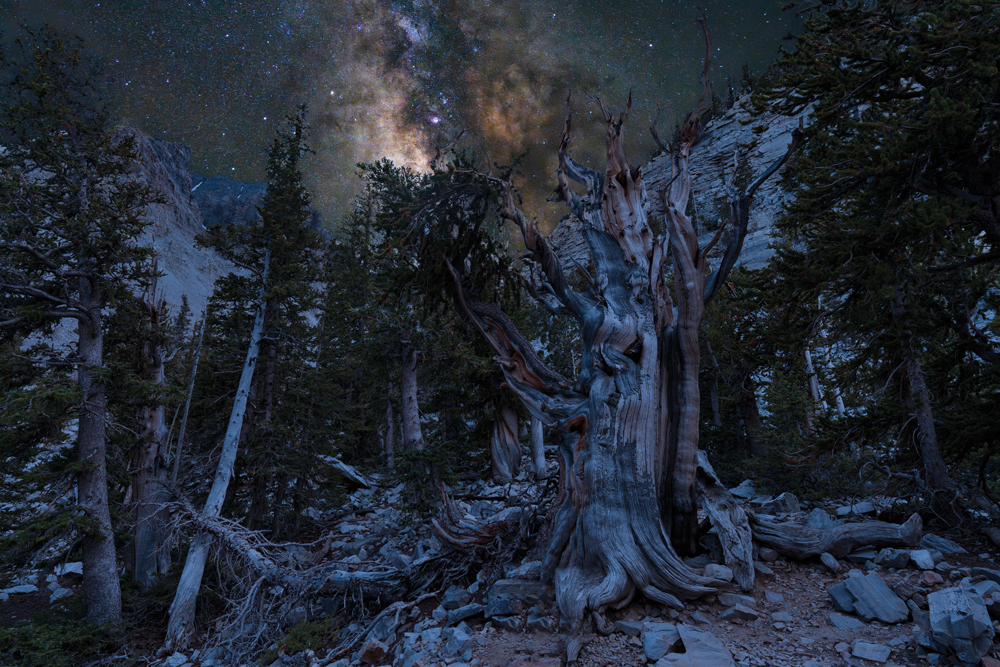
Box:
2, 1, 799, 227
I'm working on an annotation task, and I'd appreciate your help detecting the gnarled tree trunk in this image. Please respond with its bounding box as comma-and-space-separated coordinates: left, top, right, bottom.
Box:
441, 17, 800, 647
490, 405, 521, 484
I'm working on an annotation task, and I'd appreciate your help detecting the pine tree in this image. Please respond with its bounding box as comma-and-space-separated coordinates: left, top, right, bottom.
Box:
0, 26, 159, 624
166, 107, 329, 647
754, 0, 1000, 525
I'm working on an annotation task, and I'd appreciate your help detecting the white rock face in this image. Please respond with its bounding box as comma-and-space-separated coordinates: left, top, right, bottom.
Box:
122, 128, 235, 320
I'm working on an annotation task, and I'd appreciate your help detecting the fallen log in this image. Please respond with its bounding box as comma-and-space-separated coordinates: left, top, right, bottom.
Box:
751, 511, 922, 560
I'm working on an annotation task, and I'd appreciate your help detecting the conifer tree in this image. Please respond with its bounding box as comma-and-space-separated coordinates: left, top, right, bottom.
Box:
755, 0, 1000, 525
0, 26, 158, 624
166, 107, 328, 647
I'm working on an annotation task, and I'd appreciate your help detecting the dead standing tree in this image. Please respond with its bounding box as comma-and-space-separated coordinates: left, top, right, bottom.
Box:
438, 17, 800, 645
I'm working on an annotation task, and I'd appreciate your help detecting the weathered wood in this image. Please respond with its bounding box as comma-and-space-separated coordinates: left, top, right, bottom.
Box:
752, 511, 922, 560
331, 457, 373, 489
530, 416, 546, 478
696, 452, 753, 591
170, 312, 207, 484
166, 249, 269, 649
440, 14, 801, 653
490, 405, 521, 484
132, 279, 171, 587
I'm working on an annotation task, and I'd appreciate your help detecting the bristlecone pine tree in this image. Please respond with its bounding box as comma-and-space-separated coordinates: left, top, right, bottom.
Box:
435, 19, 798, 651
0, 26, 158, 624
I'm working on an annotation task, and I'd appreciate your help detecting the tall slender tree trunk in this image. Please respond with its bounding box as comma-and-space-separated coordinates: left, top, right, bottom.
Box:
400, 343, 424, 452
77, 276, 121, 625
740, 389, 766, 458
171, 313, 207, 484
165, 251, 270, 649
891, 287, 961, 525
132, 294, 171, 586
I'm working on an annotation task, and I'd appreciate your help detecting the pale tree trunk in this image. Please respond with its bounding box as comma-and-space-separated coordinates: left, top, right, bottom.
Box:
165, 250, 270, 649
77, 276, 122, 625
891, 286, 961, 526
171, 313, 207, 485
490, 405, 521, 484
440, 17, 800, 650
804, 348, 828, 412
400, 343, 424, 452
530, 416, 546, 478
132, 290, 171, 586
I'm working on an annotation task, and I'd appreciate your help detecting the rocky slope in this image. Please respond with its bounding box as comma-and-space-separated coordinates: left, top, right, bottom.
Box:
124, 129, 235, 319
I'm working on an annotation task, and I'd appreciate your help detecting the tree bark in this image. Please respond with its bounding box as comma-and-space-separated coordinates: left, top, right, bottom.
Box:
740, 389, 766, 459
530, 416, 546, 478
891, 287, 962, 526
440, 18, 801, 645
171, 313, 207, 485
490, 405, 521, 484
165, 250, 270, 649
400, 343, 425, 452
77, 276, 122, 625
132, 291, 171, 586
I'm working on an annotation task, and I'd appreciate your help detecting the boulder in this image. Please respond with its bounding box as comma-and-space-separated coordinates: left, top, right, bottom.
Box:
718, 593, 755, 608
442, 585, 472, 610
717, 604, 759, 622
485, 596, 519, 619
491, 615, 522, 631
729, 480, 756, 500
836, 501, 875, 516
827, 573, 909, 623
653, 624, 736, 666
910, 549, 936, 569
487, 579, 553, 605
642, 623, 681, 661
820, 552, 841, 573
875, 548, 910, 569
615, 619, 643, 637
844, 548, 878, 564
805, 508, 842, 530
928, 582, 995, 665
525, 614, 556, 632
851, 640, 891, 663
357, 637, 388, 664
920, 533, 966, 554
2, 584, 37, 594
760, 492, 800, 515
703, 563, 733, 582
829, 613, 865, 629
446, 603, 484, 626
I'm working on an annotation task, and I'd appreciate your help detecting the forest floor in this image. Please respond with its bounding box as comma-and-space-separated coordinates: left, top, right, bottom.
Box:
2, 471, 999, 667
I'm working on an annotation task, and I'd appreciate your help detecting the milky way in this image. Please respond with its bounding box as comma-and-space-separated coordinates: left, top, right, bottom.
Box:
2, 1, 798, 226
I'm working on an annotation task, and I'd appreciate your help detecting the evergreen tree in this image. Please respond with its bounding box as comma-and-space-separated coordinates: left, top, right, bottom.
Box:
754, 0, 1000, 524
0, 26, 159, 624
